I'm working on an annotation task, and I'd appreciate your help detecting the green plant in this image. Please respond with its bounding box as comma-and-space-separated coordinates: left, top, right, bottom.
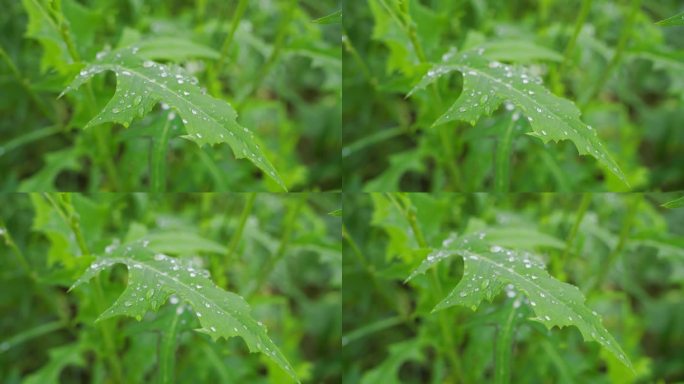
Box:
343, 0, 684, 191
0, 193, 341, 383
343, 193, 684, 383
0, 0, 341, 191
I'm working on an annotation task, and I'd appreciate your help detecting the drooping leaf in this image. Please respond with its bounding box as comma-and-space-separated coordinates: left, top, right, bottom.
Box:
655, 12, 684, 26
408, 48, 628, 186
406, 231, 633, 370
60, 47, 285, 190
69, 241, 299, 382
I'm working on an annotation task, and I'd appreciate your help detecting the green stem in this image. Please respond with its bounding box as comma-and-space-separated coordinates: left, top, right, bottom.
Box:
224, 193, 256, 284
248, 196, 304, 297
494, 300, 519, 384
550, 0, 592, 94
557, 193, 592, 276
398, 0, 427, 63
158, 304, 182, 384
239, 0, 296, 106
42, 0, 122, 190
494, 115, 516, 193
342, 31, 378, 88
590, 196, 639, 292
151, 114, 173, 192
342, 224, 412, 323
0, 44, 57, 123
387, 193, 463, 382
45, 193, 125, 383
1, 216, 71, 324
216, 0, 249, 76
580, 0, 640, 106
439, 126, 463, 191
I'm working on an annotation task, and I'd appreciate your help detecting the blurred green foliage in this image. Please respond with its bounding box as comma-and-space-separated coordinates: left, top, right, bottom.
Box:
343, 192, 684, 383
0, 0, 341, 191
0, 193, 341, 383
343, 0, 684, 191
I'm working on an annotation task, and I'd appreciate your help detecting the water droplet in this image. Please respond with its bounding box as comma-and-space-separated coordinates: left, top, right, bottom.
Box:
541, 130, 547, 135
531, 301, 537, 306
124, 301, 133, 307
143, 60, 154, 68
133, 95, 142, 105
178, 79, 184, 84
146, 289, 154, 299
170, 296, 179, 305
544, 315, 550, 321
196, 312, 202, 318
210, 326, 216, 332
191, 109, 197, 115
490, 245, 502, 253
112, 107, 120, 114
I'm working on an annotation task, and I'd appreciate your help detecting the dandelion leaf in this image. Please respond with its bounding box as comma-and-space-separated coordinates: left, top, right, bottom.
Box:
408, 48, 628, 186
70, 241, 298, 382
406, 232, 633, 370
60, 47, 285, 190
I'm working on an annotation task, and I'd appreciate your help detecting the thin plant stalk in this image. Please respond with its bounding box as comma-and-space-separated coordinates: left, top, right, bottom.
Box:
158, 305, 182, 384
225, 192, 256, 263
216, 0, 249, 76
580, 0, 641, 106
556, 193, 592, 278
495, 114, 517, 193
239, 0, 296, 107
40, 0, 122, 190
247, 196, 304, 297
151, 114, 173, 192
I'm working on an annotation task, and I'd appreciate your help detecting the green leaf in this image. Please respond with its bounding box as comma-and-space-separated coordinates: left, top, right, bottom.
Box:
23, 343, 86, 384
60, 47, 285, 190
18, 148, 81, 192
312, 9, 341, 25
360, 339, 425, 384
655, 11, 684, 26
144, 231, 227, 255
662, 196, 684, 209
408, 48, 629, 186
126, 37, 221, 61
477, 40, 563, 62
70, 241, 299, 382
406, 231, 633, 370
